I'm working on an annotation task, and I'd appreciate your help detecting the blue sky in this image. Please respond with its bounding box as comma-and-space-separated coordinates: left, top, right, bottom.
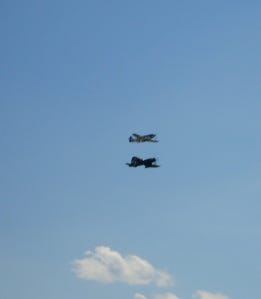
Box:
1, 1, 261, 299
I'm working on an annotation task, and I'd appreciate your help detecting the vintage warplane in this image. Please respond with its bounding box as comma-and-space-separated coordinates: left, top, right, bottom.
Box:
128, 133, 158, 143
126, 156, 160, 168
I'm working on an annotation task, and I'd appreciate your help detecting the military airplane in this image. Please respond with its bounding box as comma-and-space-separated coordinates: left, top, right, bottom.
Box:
126, 156, 160, 168
128, 133, 158, 143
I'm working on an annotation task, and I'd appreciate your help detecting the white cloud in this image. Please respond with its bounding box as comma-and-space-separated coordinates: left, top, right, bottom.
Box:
134, 293, 147, 299
154, 292, 181, 299
194, 290, 231, 299
73, 246, 173, 287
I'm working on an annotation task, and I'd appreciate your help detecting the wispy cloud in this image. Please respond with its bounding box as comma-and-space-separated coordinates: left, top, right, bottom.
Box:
194, 290, 231, 299
134, 291, 230, 299
134, 293, 147, 299
73, 246, 173, 286
154, 292, 181, 299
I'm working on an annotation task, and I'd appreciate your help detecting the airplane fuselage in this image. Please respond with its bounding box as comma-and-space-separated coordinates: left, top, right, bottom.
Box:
129, 137, 158, 143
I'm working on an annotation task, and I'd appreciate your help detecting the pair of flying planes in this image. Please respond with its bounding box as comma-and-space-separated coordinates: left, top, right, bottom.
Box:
126, 133, 160, 168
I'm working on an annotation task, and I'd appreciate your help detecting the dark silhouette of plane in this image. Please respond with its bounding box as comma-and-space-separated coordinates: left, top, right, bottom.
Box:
129, 133, 158, 143
126, 156, 160, 168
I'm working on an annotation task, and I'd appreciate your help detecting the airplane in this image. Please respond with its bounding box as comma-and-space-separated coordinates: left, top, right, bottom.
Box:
126, 156, 160, 168
128, 133, 158, 143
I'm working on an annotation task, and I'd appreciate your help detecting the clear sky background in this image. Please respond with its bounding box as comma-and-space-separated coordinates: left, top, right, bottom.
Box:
1, 1, 261, 299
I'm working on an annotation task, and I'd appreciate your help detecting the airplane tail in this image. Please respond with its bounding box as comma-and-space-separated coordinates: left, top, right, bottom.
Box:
126, 163, 135, 167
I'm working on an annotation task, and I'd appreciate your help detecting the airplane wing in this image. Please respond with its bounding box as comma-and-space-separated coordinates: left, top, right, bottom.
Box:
143, 158, 156, 163
143, 158, 160, 168
144, 134, 156, 139
132, 133, 141, 138
145, 164, 160, 168
143, 158, 156, 167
